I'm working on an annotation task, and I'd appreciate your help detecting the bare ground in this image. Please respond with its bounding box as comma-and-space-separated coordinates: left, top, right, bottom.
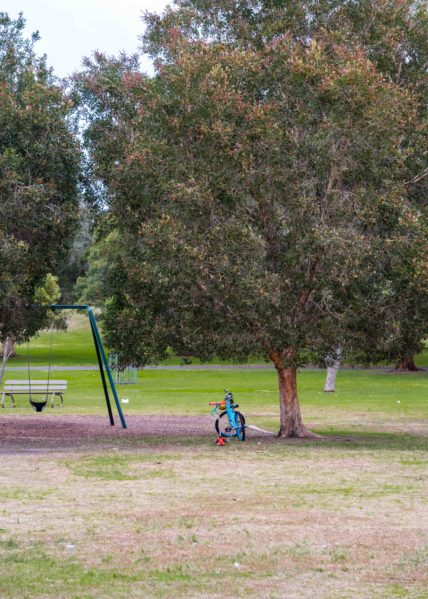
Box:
0, 413, 423, 454
0, 414, 286, 454
0, 414, 211, 452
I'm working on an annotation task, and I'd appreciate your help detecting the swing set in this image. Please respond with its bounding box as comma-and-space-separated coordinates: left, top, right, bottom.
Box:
0, 305, 127, 429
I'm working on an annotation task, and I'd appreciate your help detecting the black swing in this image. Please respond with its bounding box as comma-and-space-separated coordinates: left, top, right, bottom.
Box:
27, 325, 54, 412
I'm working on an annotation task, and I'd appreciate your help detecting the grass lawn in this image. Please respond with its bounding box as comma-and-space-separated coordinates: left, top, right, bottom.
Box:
0, 316, 427, 598
9, 313, 428, 368
2, 367, 427, 432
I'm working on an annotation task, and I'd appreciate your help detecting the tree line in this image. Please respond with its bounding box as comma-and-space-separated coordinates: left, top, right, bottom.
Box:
1, 2, 427, 436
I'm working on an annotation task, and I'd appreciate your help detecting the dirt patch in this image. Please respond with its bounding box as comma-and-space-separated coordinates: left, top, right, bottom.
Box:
0, 414, 206, 451
0, 414, 283, 453
0, 414, 355, 454
3, 414, 423, 455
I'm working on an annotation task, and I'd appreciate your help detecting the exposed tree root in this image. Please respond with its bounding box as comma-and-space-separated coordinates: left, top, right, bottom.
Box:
277, 425, 322, 439
394, 357, 420, 371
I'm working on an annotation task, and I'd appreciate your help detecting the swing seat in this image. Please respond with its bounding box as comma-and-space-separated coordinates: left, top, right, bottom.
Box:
30, 399, 48, 412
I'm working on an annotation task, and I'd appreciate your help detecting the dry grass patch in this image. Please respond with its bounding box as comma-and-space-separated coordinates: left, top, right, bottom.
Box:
0, 429, 427, 598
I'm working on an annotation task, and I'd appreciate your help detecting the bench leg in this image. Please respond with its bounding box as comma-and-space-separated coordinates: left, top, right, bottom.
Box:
50, 393, 64, 408
2, 393, 16, 408
1, 392, 13, 408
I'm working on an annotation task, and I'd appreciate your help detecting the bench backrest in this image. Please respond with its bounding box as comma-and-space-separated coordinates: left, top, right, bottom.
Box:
5, 380, 67, 385
3, 380, 67, 391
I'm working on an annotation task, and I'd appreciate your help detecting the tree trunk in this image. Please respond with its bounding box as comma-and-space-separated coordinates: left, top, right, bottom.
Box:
270, 352, 318, 438
1, 338, 16, 358
324, 360, 340, 392
0, 337, 14, 388
394, 356, 419, 371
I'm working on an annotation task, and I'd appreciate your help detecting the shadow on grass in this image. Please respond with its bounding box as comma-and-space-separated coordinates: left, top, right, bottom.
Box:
99, 429, 428, 453
0, 425, 427, 454
244, 430, 428, 451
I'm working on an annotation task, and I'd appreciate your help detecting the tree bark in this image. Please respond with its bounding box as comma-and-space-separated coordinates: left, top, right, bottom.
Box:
270, 352, 319, 438
324, 360, 340, 392
1, 338, 16, 358
0, 337, 14, 388
394, 356, 419, 371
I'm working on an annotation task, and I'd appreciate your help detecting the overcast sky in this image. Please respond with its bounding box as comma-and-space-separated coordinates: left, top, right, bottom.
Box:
2, 0, 170, 78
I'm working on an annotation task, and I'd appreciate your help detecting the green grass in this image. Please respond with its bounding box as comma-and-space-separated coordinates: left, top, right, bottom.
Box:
9, 313, 428, 368
69, 454, 176, 481
10, 314, 99, 367
0, 544, 149, 599
2, 367, 427, 427
9, 314, 269, 367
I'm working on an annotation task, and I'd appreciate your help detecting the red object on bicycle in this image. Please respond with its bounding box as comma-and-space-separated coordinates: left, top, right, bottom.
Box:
216, 437, 226, 446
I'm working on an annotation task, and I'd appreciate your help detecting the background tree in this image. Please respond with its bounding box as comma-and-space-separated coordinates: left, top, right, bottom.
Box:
75, 23, 424, 435
59, 202, 93, 303
74, 227, 126, 307
0, 273, 63, 387
0, 12, 80, 354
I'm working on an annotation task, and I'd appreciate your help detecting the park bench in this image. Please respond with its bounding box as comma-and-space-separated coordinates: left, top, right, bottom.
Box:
1, 380, 67, 410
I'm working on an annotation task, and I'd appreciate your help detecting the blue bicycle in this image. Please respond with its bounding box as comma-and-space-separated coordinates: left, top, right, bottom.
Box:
209, 389, 246, 442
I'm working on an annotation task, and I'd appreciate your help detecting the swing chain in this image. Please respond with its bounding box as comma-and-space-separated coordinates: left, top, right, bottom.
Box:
26, 322, 54, 410
26, 333, 32, 402
45, 324, 54, 403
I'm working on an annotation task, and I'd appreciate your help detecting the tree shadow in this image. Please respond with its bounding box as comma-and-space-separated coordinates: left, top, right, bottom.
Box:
247, 429, 428, 451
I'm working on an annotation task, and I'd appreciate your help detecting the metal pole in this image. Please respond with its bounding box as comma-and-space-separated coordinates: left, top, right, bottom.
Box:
89, 317, 114, 426
50, 304, 127, 429
86, 307, 127, 429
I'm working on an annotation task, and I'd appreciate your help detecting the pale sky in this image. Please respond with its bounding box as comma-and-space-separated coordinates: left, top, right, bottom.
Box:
2, 0, 170, 78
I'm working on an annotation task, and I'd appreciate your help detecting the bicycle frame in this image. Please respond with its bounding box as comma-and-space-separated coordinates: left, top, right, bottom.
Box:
225, 399, 240, 430
209, 389, 246, 441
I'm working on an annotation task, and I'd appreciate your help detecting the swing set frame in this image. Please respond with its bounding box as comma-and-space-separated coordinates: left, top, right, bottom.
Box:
49, 304, 127, 429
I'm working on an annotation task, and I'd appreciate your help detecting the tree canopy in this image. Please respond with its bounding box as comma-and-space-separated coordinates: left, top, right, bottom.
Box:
143, 0, 428, 369
0, 12, 80, 344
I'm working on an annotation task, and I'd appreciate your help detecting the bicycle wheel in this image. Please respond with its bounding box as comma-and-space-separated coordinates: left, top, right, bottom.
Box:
235, 411, 246, 441
215, 411, 246, 441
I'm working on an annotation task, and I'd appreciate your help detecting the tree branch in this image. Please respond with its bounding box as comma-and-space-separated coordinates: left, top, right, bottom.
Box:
321, 163, 338, 221
405, 168, 428, 186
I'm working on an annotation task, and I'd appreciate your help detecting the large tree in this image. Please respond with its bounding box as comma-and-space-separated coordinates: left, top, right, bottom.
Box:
75, 13, 425, 435
145, 0, 428, 370
0, 12, 80, 351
